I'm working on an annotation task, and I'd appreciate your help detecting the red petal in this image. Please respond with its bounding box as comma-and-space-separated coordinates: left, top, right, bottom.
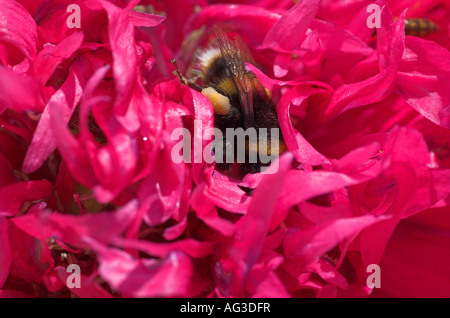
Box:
22, 63, 85, 174
0, 0, 38, 70
89, 238, 193, 297
277, 86, 329, 165
0, 180, 52, 217
0, 217, 10, 288
398, 37, 450, 128
113, 237, 213, 259
12, 200, 138, 249
125, 9, 165, 28
284, 214, 390, 264
0, 65, 40, 114
32, 31, 84, 85
371, 207, 450, 297
101, 1, 139, 132
55, 267, 114, 298
262, 0, 320, 51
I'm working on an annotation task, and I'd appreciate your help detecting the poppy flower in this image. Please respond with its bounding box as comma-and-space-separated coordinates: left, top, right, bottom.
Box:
0, 0, 449, 299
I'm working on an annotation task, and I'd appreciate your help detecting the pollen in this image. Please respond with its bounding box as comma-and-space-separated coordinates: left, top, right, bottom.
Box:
201, 87, 231, 115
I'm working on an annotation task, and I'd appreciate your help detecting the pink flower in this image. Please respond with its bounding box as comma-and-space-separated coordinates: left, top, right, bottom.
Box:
0, 0, 449, 299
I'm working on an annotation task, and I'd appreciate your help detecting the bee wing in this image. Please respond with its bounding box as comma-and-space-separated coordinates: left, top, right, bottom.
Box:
214, 25, 259, 127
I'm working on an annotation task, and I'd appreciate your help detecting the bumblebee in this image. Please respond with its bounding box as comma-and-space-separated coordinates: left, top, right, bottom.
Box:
371, 17, 438, 39
175, 25, 286, 175
404, 18, 438, 36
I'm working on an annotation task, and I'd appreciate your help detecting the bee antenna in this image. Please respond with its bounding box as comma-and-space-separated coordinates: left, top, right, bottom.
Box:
171, 58, 188, 85
171, 58, 204, 92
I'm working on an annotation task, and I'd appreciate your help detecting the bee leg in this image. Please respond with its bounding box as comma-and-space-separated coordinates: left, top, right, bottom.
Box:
190, 69, 204, 82
171, 58, 188, 85
171, 58, 203, 91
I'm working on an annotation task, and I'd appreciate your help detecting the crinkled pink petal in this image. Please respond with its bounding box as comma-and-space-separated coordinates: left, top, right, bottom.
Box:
128, 81, 163, 182
22, 62, 85, 174
305, 258, 348, 290
51, 161, 75, 209
325, 65, 397, 119
345, 4, 381, 43
0, 0, 38, 71
158, 0, 193, 50
48, 67, 110, 190
245, 63, 332, 91
55, 267, 114, 298
87, 238, 193, 297
84, 116, 138, 204
284, 214, 390, 265
397, 72, 450, 128
138, 87, 190, 225
0, 152, 15, 187
113, 237, 213, 259
101, 1, 139, 132
331, 141, 382, 174
262, 0, 320, 51
138, 147, 186, 226
316, 284, 338, 298
317, 0, 367, 27
214, 153, 293, 296
309, 19, 374, 82
12, 200, 138, 249
299, 201, 353, 224
32, 31, 84, 85
383, 126, 430, 166
0, 290, 34, 298
272, 52, 291, 77
190, 183, 236, 237
0, 180, 52, 217
185, 4, 279, 47
234, 153, 293, 264
49, 104, 96, 184
0, 111, 35, 143
397, 37, 450, 128
405, 169, 450, 218
145, 24, 175, 79
324, 3, 405, 119
349, 128, 434, 268
0, 65, 41, 114
191, 88, 215, 184
203, 171, 251, 214
376, 7, 405, 70
7, 213, 54, 286
247, 266, 290, 298
360, 162, 417, 268
371, 207, 450, 297
277, 86, 330, 165
0, 217, 10, 288
125, 8, 165, 28
270, 147, 384, 231
41, 267, 64, 293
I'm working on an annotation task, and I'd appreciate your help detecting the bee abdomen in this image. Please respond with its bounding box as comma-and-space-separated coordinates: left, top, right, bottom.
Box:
405, 18, 438, 36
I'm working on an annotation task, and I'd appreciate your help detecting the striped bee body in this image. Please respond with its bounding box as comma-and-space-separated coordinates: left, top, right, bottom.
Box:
404, 18, 438, 36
